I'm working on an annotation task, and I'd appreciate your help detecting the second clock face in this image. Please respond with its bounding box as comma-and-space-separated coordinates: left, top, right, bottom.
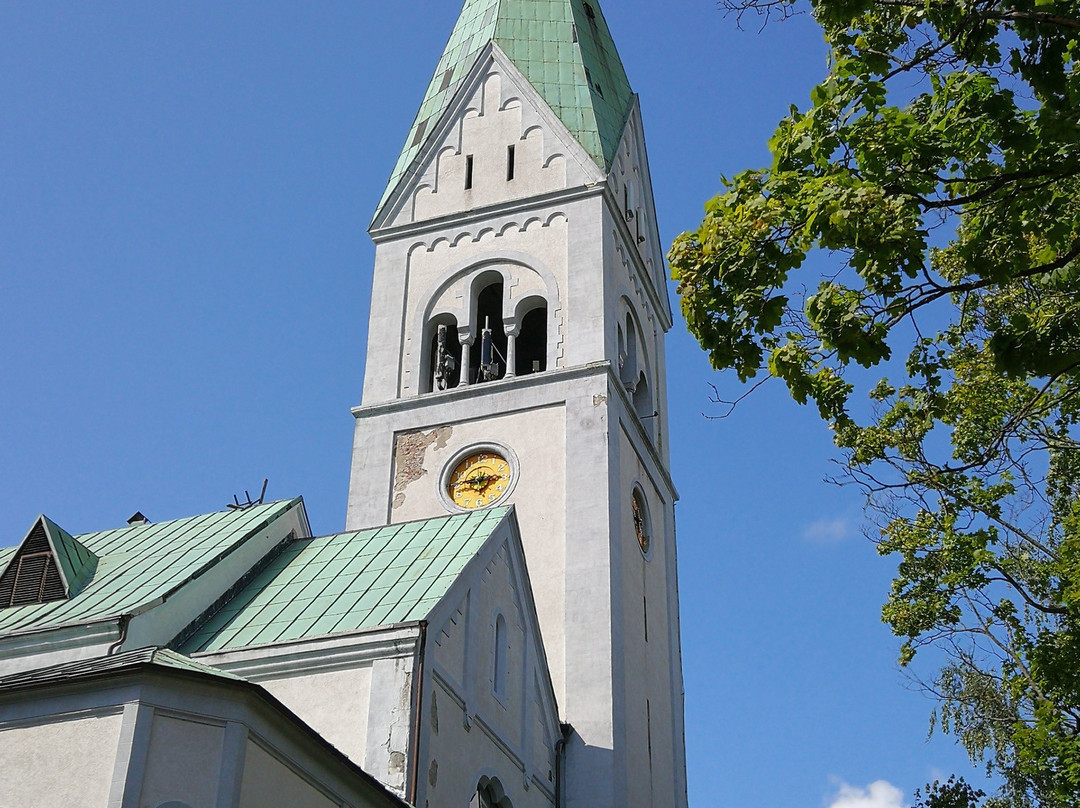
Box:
447, 451, 513, 510
632, 489, 651, 555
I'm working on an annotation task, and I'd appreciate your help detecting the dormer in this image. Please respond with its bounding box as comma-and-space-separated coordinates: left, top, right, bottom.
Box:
0, 515, 98, 607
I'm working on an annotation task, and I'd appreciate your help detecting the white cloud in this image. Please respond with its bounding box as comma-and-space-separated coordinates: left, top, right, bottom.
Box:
802, 516, 855, 545
825, 780, 906, 808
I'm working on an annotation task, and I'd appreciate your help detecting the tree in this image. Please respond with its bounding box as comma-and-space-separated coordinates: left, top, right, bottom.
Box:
916, 776, 987, 808
668, 0, 1080, 804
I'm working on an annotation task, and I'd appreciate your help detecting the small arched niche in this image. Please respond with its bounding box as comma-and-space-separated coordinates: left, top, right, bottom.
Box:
423, 313, 462, 393
514, 297, 548, 376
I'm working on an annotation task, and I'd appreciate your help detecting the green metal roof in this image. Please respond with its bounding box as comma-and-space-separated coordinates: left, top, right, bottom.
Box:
181, 507, 512, 654
0, 500, 301, 636
377, 0, 635, 216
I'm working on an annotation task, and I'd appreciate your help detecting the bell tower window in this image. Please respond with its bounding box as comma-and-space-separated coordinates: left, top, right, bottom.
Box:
633, 372, 653, 423
425, 314, 462, 393
515, 303, 547, 376
470, 278, 508, 384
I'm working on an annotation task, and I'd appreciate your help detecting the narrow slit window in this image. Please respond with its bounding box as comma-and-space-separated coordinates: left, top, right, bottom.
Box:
465, 154, 474, 190
493, 613, 508, 698
647, 699, 653, 770
507, 145, 516, 181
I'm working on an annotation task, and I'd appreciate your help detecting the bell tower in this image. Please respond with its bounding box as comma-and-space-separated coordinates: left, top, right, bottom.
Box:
346, 2, 688, 806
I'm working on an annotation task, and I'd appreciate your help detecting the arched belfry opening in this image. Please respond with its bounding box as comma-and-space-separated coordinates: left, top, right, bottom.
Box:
618, 305, 657, 440
470, 276, 508, 384
633, 371, 654, 426
424, 313, 462, 393
514, 299, 547, 376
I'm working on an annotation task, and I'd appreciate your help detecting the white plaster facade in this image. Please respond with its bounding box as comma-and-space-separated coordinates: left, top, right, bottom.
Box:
0, 662, 407, 808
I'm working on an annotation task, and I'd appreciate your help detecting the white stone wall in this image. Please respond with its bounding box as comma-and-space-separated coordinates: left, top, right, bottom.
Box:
0, 672, 404, 808
140, 713, 227, 807
256, 664, 373, 766
193, 626, 421, 796
239, 739, 341, 808
416, 530, 559, 808
0, 708, 123, 807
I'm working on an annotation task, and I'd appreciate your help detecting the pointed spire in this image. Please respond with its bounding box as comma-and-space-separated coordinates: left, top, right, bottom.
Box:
0, 516, 98, 607
377, 0, 635, 217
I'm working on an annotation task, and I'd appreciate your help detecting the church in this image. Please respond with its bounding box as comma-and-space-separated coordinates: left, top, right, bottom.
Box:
0, 2, 689, 807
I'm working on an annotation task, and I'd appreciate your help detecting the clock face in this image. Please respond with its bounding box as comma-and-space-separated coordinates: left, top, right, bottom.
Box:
632, 490, 650, 555
447, 451, 513, 510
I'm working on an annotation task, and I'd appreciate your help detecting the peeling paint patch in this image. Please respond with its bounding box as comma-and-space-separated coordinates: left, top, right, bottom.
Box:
593, 394, 607, 406
431, 691, 439, 735
392, 427, 453, 507
389, 750, 406, 775
428, 759, 438, 788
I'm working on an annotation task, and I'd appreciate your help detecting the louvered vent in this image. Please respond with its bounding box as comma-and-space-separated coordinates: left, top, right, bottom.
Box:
0, 522, 69, 607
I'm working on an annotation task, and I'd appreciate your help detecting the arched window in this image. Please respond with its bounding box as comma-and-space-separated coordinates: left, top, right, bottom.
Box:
473, 776, 513, 808
424, 314, 462, 393
617, 323, 627, 375
633, 371, 654, 424
493, 613, 509, 699
514, 302, 547, 376
470, 278, 508, 383
622, 312, 639, 391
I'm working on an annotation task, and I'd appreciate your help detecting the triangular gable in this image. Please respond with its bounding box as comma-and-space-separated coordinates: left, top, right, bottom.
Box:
0, 516, 98, 608
375, 43, 603, 231
426, 507, 559, 715
375, 0, 635, 222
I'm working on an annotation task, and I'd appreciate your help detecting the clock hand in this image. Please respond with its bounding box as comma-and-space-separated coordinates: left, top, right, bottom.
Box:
453, 471, 496, 490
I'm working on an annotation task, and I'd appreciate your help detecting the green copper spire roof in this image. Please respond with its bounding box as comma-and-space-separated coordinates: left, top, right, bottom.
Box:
377, 0, 635, 215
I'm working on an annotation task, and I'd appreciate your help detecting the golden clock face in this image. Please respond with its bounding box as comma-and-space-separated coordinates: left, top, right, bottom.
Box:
447, 451, 513, 510
632, 490, 650, 555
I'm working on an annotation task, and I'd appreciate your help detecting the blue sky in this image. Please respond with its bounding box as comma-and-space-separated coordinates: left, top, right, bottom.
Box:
0, 3, 989, 806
